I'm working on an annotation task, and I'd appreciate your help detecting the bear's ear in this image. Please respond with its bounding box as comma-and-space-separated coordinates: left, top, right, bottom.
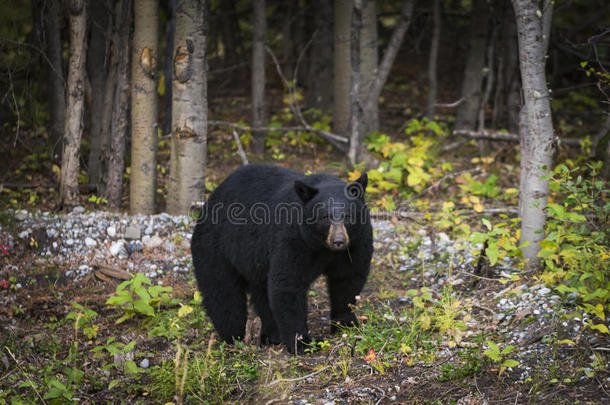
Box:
356, 172, 368, 191
294, 180, 318, 203
346, 172, 367, 199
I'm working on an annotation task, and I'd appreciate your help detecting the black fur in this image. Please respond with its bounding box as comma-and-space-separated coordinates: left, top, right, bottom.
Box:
191, 164, 373, 353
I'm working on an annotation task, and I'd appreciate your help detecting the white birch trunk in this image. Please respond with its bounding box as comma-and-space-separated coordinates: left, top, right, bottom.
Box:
167, 0, 208, 215
512, 0, 555, 266
130, 0, 159, 214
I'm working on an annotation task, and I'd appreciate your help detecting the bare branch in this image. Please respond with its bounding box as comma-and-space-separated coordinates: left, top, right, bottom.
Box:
232, 129, 249, 165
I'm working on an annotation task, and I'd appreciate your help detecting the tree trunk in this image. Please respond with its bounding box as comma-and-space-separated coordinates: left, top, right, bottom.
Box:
163, 0, 175, 136
167, 0, 208, 214
59, 0, 88, 208
86, 0, 110, 188
360, 0, 378, 135
348, 0, 362, 165
503, 10, 521, 134
513, 0, 555, 266
220, 0, 239, 69
105, 0, 131, 209
333, 0, 352, 137
425, 0, 441, 119
306, 0, 333, 110
41, 0, 66, 160
251, 0, 266, 155
455, 0, 489, 130
130, 0, 159, 214
363, 0, 414, 123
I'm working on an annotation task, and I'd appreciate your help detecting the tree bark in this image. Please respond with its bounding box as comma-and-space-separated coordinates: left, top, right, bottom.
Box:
348, 0, 362, 165
130, 0, 159, 214
426, 0, 441, 119
333, 0, 352, 137
167, 0, 208, 214
163, 0, 175, 136
220, 0, 239, 69
41, 0, 66, 160
306, 0, 333, 110
59, 0, 88, 208
86, 0, 110, 188
363, 0, 414, 124
251, 0, 266, 155
360, 0, 378, 135
512, 0, 555, 266
105, 0, 131, 209
455, 0, 489, 130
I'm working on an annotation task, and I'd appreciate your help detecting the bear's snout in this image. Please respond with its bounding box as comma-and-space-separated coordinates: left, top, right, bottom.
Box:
326, 222, 350, 251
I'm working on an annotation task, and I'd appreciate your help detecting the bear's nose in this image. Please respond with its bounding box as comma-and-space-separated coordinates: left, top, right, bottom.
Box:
332, 239, 346, 250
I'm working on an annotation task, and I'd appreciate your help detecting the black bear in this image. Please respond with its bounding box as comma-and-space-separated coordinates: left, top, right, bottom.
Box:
191, 164, 373, 353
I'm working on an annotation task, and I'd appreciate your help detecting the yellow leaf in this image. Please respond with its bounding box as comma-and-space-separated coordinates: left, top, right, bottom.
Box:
473, 203, 484, 213
348, 170, 361, 181
557, 339, 576, 345
504, 188, 518, 194
469, 195, 480, 204
178, 305, 193, 318
52, 164, 61, 180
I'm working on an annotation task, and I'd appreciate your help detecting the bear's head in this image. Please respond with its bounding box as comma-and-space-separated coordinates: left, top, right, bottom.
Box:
294, 173, 368, 251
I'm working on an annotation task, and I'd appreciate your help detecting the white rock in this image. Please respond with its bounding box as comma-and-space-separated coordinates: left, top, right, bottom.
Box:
66, 239, 75, 246
538, 287, 551, 296
72, 206, 86, 214
144, 235, 163, 250
15, 210, 28, 221
125, 225, 141, 240
85, 237, 97, 248
109, 240, 126, 256
107, 225, 117, 238
139, 358, 150, 369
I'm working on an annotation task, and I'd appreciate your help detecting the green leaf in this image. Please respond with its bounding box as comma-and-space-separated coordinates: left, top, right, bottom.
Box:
486, 242, 500, 265
108, 379, 120, 390
124, 360, 141, 374
501, 359, 519, 368
482, 218, 492, 231
133, 300, 155, 316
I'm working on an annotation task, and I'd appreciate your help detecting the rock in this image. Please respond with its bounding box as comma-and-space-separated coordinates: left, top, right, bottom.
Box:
66, 239, 75, 246
126, 242, 142, 255
139, 358, 150, 369
144, 224, 153, 235
47, 228, 56, 238
109, 240, 126, 257
144, 235, 163, 250
85, 237, 97, 248
538, 287, 551, 296
107, 225, 117, 238
125, 225, 141, 240
15, 210, 28, 221
17, 230, 30, 239
72, 206, 86, 214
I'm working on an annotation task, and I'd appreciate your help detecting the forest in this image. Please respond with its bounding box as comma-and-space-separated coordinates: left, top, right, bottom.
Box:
0, 0, 608, 403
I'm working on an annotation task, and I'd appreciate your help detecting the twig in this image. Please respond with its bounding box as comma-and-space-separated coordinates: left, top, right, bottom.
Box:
232, 130, 249, 165
5, 346, 47, 404
458, 270, 503, 281
450, 129, 584, 146
267, 365, 330, 386
435, 97, 465, 108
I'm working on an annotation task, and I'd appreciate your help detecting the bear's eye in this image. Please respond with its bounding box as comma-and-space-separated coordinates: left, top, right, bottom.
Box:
320, 213, 329, 222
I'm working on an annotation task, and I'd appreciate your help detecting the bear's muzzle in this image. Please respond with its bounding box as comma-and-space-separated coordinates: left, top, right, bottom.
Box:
326, 222, 350, 251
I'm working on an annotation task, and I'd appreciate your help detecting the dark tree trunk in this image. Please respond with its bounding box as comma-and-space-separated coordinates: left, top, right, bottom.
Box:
105, 0, 131, 209
34, 0, 66, 160
220, 0, 239, 69
306, 0, 333, 110
251, 0, 266, 155
86, 0, 111, 189
426, 0, 441, 119
348, 0, 362, 165
333, 0, 352, 137
360, 0, 378, 134
455, 0, 489, 130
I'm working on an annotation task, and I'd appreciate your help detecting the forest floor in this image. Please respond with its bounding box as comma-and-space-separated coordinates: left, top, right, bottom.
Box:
0, 205, 607, 404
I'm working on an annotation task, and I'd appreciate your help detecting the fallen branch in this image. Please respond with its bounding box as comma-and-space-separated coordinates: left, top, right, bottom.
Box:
267, 365, 330, 386
231, 129, 249, 165
447, 129, 584, 147
208, 121, 348, 144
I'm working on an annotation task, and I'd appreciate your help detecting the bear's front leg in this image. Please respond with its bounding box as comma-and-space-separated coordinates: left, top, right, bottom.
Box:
327, 246, 372, 333
268, 263, 311, 354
